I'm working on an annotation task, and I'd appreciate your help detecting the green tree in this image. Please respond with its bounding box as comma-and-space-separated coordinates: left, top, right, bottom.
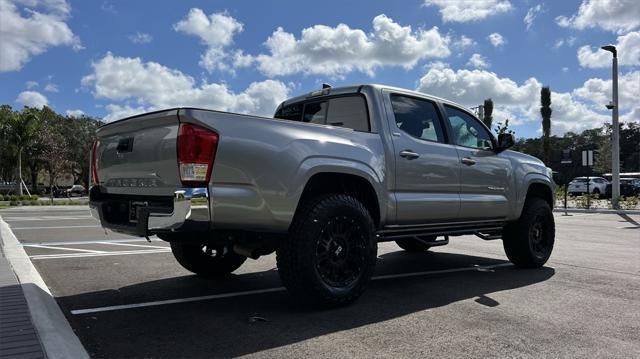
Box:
494, 119, 514, 136
38, 115, 70, 202
482, 98, 493, 129
540, 87, 552, 165
6, 107, 40, 195
0, 105, 18, 183
63, 115, 99, 188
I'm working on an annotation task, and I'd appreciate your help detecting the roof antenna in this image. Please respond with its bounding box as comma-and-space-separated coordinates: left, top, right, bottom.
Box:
322, 83, 332, 89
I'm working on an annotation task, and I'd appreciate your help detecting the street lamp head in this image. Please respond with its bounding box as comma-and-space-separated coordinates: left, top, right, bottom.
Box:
606, 101, 615, 110
601, 45, 617, 57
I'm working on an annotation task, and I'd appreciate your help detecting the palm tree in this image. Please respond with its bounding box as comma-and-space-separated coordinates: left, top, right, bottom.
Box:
483, 98, 493, 129
7, 108, 40, 195
540, 87, 552, 164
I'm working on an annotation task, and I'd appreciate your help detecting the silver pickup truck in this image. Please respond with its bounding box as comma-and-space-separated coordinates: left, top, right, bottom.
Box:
90, 84, 555, 307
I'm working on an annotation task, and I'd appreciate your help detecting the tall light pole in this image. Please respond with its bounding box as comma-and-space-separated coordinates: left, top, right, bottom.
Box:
601, 45, 620, 209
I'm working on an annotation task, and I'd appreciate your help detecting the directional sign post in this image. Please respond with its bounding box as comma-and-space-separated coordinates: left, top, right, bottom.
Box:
582, 150, 594, 209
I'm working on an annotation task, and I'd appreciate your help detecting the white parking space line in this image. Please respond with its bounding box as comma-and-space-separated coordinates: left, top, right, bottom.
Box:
20, 238, 157, 246
101, 242, 169, 250
70, 263, 511, 315
11, 225, 101, 230
23, 244, 106, 254
29, 249, 171, 260
3, 216, 93, 221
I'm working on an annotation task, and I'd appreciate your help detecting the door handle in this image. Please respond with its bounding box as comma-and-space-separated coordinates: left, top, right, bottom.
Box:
461, 157, 476, 166
399, 150, 420, 160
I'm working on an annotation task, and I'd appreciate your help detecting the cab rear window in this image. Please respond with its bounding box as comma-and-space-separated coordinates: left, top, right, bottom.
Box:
275, 95, 369, 132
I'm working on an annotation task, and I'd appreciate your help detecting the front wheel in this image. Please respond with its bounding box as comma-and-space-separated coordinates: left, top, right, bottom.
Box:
276, 194, 377, 308
502, 198, 555, 268
170, 242, 246, 277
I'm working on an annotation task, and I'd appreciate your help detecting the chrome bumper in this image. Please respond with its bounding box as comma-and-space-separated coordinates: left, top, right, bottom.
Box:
89, 187, 211, 235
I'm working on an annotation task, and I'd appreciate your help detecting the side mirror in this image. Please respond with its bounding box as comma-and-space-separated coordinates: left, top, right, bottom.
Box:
497, 133, 515, 152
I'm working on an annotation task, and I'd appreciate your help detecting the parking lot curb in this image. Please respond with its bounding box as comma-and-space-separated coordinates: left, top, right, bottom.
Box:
0, 216, 90, 359
553, 208, 640, 215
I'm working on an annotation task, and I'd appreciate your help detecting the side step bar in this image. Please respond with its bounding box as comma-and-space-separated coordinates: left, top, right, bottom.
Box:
416, 235, 449, 247
377, 222, 504, 241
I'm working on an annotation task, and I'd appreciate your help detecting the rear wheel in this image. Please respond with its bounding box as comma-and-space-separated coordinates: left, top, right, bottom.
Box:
395, 236, 436, 252
276, 194, 377, 308
170, 242, 246, 277
503, 198, 555, 268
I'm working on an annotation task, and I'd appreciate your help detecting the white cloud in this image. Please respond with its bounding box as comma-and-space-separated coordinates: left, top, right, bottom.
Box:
467, 53, 489, 69
174, 8, 243, 73
424, 0, 512, 23
452, 35, 476, 50
25, 80, 39, 89
572, 71, 640, 114
417, 67, 540, 107
524, 4, 545, 30
102, 104, 147, 122
255, 14, 450, 78
66, 109, 85, 117
16, 90, 48, 108
81, 53, 289, 122
415, 66, 623, 134
0, 0, 81, 72
488, 33, 505, 47
128, 32, 153, 44
553, 36, 577, 49
556, 0, 640, 34
577, 31, 640, 68
44, 83, 58, 92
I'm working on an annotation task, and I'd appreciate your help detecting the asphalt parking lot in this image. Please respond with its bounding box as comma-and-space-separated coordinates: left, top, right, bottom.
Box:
1, 206, 639, 358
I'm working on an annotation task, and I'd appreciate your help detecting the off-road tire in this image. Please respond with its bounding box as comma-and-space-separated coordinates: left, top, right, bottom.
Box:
170, 242, 246, 277
276, 194, 377, 308
395, 236, 436, 252
502, 197, 555, 268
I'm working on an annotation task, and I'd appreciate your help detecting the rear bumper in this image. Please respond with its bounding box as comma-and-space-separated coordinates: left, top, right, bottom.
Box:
89, 187, 211, 236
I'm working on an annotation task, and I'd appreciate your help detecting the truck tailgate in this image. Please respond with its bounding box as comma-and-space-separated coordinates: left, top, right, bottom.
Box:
95, 109, 180, 196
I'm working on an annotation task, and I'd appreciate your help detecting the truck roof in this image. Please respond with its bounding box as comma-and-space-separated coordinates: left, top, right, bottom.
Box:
279, 84, 472, 113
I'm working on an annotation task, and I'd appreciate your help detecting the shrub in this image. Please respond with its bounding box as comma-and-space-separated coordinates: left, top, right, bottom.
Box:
9, 201, 20, 206
0, 194, 4, 201
29, 200, 40, 206
620, 196, 639, 210
9, 195, 18, 201
30, 195, 39, 201
575, 194, 596, 209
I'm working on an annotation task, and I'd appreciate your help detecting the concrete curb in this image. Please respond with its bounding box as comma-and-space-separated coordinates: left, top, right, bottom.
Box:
553, 208, 640, 215
0, 216, 90, 359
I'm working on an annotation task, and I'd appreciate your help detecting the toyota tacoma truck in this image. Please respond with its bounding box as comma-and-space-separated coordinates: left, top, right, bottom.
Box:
89, 84, 555, 307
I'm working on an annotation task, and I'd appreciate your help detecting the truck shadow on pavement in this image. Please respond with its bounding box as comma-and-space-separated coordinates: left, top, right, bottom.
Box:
55, 251, 555, 358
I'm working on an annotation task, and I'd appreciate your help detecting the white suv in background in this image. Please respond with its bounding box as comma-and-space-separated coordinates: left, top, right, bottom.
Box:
568, 177, 609, 196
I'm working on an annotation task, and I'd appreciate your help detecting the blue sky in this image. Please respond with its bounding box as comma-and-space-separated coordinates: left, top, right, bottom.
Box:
1, 0, 639, 138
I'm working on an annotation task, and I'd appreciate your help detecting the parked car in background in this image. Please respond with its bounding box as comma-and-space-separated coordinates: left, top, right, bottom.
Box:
66, 184, 87, 197
567, 177, 609, 197
604, 178, 640, 198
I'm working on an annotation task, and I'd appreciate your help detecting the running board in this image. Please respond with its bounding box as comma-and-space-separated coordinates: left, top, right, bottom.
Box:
377, 222, 504, 241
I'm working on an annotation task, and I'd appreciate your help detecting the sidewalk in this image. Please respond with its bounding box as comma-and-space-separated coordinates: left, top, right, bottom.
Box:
0, 249, 46, 359
0, 216, 89, 359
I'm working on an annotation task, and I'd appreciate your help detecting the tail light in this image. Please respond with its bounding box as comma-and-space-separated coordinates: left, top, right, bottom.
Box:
91, 140, 99, 186
177, 123, 219, 187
